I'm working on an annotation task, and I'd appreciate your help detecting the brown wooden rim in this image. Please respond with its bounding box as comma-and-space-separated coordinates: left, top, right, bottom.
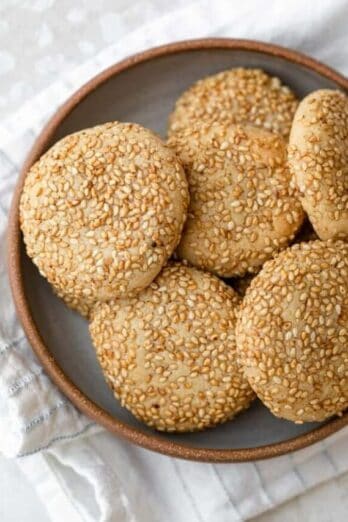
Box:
8, 38, 348, 463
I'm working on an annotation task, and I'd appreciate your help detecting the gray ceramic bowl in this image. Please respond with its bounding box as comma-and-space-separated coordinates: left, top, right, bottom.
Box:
9, 39, 348, 462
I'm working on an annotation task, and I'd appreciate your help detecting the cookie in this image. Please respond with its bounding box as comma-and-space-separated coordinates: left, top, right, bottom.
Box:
20, 122, 189, 316
90, 263, 254, 432
289, 89, 348, 240
236, 240, 348, 423
168, 123, 304, 277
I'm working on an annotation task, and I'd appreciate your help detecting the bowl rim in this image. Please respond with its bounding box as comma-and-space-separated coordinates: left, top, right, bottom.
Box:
8, 37, 348, 463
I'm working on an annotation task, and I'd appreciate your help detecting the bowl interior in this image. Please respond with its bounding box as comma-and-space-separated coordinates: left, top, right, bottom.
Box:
22, 47, 342, 451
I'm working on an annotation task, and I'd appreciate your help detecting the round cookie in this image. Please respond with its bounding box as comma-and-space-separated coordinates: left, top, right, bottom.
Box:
90, 263, 254, 432
168, 68, 299, 139
236, 240, 348, 423
20, 122, 189, 316
168, 123, 304, 277
289, 89, 348, 240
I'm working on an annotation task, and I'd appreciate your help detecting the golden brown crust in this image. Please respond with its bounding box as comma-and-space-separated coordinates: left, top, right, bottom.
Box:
168, 123, 304, 277
168, 68, 299, 139
20, 122, 189, 315
90, 263, 254, 432
289, 89, 348, 240
236, 240, 348, 423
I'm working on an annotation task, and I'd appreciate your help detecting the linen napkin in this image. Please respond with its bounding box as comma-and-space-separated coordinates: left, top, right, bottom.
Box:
1, 1, 348, 521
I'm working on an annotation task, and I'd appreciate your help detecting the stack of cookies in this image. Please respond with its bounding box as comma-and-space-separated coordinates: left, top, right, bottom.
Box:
20, 67, 348, 432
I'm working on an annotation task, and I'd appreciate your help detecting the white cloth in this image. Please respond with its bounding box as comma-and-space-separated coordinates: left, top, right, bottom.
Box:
1, 1, 348, 521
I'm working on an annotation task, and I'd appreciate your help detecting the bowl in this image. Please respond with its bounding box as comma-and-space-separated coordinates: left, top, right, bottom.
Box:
8, 38, 348, 462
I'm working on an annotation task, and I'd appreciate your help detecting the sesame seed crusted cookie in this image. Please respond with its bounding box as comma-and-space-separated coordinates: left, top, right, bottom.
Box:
289, 89, 348, 241
20, 122, 189, 316
236, 240, 348, 423
168, 68, 299, 140
89, 263, 254, 432
168, 123, 304, 277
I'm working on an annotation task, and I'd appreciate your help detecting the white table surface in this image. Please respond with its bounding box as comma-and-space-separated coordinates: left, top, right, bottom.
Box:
1, 1, 347, 521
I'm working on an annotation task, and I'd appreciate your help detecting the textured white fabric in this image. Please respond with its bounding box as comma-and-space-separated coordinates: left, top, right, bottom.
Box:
0, 1, 348, 521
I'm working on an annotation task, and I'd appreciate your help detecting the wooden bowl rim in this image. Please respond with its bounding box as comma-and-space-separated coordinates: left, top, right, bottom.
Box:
8, 38, 348, 463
